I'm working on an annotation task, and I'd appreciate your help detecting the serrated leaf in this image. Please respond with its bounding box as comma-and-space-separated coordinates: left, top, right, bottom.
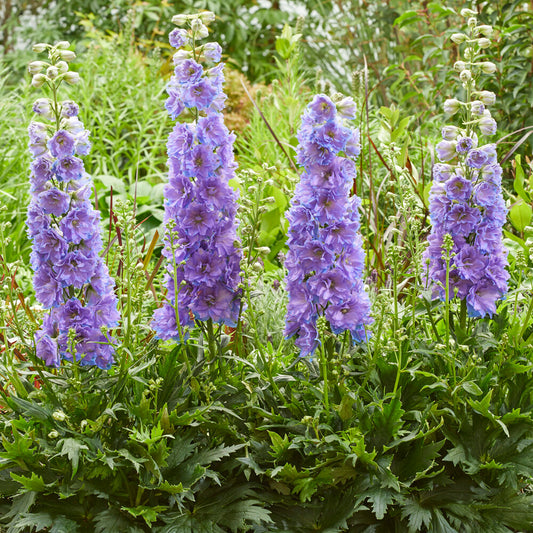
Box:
367, 488, 395, 520
58, 438, 89, 478
10, 472, 46, 493
122, 505, 167, 527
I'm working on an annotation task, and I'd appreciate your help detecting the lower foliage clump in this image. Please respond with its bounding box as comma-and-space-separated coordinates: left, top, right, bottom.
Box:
1, 269, 533, 532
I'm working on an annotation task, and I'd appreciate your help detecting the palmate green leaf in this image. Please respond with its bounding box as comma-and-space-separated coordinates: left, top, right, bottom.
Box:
10, 472, 46, 493
3, 491, 36, 521
6, 512, 53, 533
49, 516, 80, 533
57, 438, 89, 478
93, 508, 145, 533
401, 498, 433, 532
366, 487, 396, 520
122, 505, 168, 527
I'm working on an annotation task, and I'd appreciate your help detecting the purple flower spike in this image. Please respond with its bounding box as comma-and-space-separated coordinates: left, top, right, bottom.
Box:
423, 50, 508, 317
284, 94, 372, 357
152, 20, 242, 340
27, 55, 119, 370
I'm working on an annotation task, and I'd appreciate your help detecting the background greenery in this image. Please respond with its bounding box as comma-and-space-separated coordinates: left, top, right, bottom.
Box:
1, 1, 533, 531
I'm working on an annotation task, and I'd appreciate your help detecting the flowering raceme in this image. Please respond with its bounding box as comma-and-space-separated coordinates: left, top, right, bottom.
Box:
152, 13, 242, 340
27, 42, 119, 369
285, 94, 372, 356
423, 14, 508, 318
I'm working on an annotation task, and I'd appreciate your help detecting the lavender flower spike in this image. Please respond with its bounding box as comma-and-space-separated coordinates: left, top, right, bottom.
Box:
285, 94, 372, 357
152, 13, 242, 340
27, 42, 119, 369
423, 12, 508, 318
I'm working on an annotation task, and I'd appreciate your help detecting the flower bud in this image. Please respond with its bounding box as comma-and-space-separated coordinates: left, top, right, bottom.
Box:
55, 40, 71, 49
56, 60, 69, 74
173, 49, 191, 65
58, 49, 76, 61
477, 38, 491, 49
464, 47, 475, 60
48, 430, 59, 439
441, 125, 460, 140
172, 14, 188, 26
467, 17, 477, 27
46, 66, 59, 79
459, 69, 472, 82
454, 61, 466, 72
460, 8, 477, 17
443, 98, 461, 115
32, 43, 48, 53
52, 410, 67, 421
479, 114, 497, 135
64, 71, 81, 85
191, 19, 209, 39
476, 25, 493, 37
451, 33, 467, 44
28, 61, 48, 75
471, 100, 485, 115
31, 74, 47, 88
480, 61, 496, 74
477, 90, 496, 106
199, 11, 215, 24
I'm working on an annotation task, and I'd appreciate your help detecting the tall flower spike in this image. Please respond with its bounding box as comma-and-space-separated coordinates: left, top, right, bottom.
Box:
285, 94, 372, 357
152, 12, 242, 340
423, 10, 509, 318
27, 42, 119, 369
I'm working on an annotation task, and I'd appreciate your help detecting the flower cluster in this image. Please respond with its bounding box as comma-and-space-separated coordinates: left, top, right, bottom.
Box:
27, 42, 119, 369
424, 10, 508, 318
152, 12, 242, 339
285, 94, 372, 356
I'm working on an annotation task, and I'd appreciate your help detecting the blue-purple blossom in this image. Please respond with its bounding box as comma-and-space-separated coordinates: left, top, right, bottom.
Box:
26, 60, 119, 369
152, 21, 242, 340
284, 94, 372, 356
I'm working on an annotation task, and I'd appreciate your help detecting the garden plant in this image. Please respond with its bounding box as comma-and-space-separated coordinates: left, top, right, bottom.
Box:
1, 2, 533, 532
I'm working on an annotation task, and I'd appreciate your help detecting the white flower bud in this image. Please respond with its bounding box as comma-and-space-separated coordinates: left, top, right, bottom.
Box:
441, 125, 460, 140
64, 71, 81, 85
459, 69, 472, 82
32, 43, 48, 53
46, 66, 59, 79
454, 61, 466, 72
31, 74, 47, 88
172, 14, 188, 26
56, 60, 69, 74
48, 430, 59, 439
52, 410, 67, 421
479, 114, 497, 135
451, 33, 467, 44
173, 49, 191, 65
58, 49, 76, 61
460, 8, 477, 17
199, 11, 215, 24
28, 61, 47, 75
477, 38, 491, 49
467, 17, 477, 27
476, 25, 493, 37
464, 47, 475, 60
443, 98, 461, 115
480, 61, 496, 74
191, 19, 209, 39
55, 41, 71, 49
477, 90, 496, 106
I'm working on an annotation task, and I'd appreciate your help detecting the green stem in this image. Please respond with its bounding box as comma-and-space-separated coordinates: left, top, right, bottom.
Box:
320, 338, 330, 422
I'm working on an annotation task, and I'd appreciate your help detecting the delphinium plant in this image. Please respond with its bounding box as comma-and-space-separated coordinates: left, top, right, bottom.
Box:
285, 93, 372, 358
26, 42, 119, 369
423, 8, 509, 325
152, 12, 243, 351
